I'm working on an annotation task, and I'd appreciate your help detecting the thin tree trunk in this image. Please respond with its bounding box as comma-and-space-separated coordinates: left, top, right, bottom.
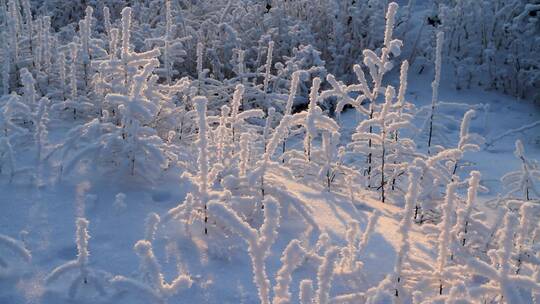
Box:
381, 131, 386, 203
367, 106, 374, 186
427, 108, 435, 154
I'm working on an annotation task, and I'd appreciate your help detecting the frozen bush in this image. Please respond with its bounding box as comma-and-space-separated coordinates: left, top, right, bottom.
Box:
46, 217, 108, 299
208, 196, 280, 304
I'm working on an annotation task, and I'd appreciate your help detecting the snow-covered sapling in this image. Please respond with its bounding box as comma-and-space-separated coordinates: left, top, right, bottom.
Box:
161, 193, 196, 236
83, 60, 169, 178
414, 148, 464, 223
316, 247, 340, 304
289, 77, 339, 163
262, 107, 276, 152
42, 16, 52, 78
303, 77, 321, 161
95, 6, 161, 98
103, 6, 112, 40
194, 96, 210, 234
294, 245, 341, 304
341, 210, 380, 273
452, 109, 484, 175
437, 179, 458, 295
319, 131, 343, 191
215, 105, 232, 165
0, 136, 17, 181
57, 51, 67, 100
228, 83, 264, 150
341, 220, 360, 272
358, 210, 381, 258
20, 68, 36, 109
273, 239, 307, 304
229, 83, 245, 143
34, 96, 48, 164
249, 114, 292, 197
46, 218, 108, 299
239, 132, 250, 177
351, 2, 403, 183
394, 160, 422, 297
111, 239, 192, 302
78, 6, 94, 91
281, 70, 303, 157
515, 202, 538, 275
263, 40, 274, 95
208, 196, 280, 304
453, 171, 481, 247
67, 42, 77, 98
502, 140, 540, 201
427, 31, 444, 153
350, 85, 413, 202
5, 2, 18, 66
195, 41, 204, 93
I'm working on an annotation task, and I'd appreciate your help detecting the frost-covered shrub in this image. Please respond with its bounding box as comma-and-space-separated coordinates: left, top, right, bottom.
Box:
339, 210, 380, 276
502, 140, 540, 201
452, 171, 485, 248
55, 111, 168, 181
317, 131, 345, 191
350, 84, 415, 202
515, 202, 540, 275
413, 106, 485, 222
53, 33, 180, 180
413, 149, 462, 223
281, 76, 352, 190
45, 217, 109, 299
249, 113, 292, 196
315, 247, 340, 304
194, 95, 210, 233
273, 239, 307, 304
393, 161, 422, 298
435, 179, 459, 295
208, 196, 280, 304
323, 2, 403, 191
427, 31, 444, 153
286, 77, 339, 167
111, 239, 192, 302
